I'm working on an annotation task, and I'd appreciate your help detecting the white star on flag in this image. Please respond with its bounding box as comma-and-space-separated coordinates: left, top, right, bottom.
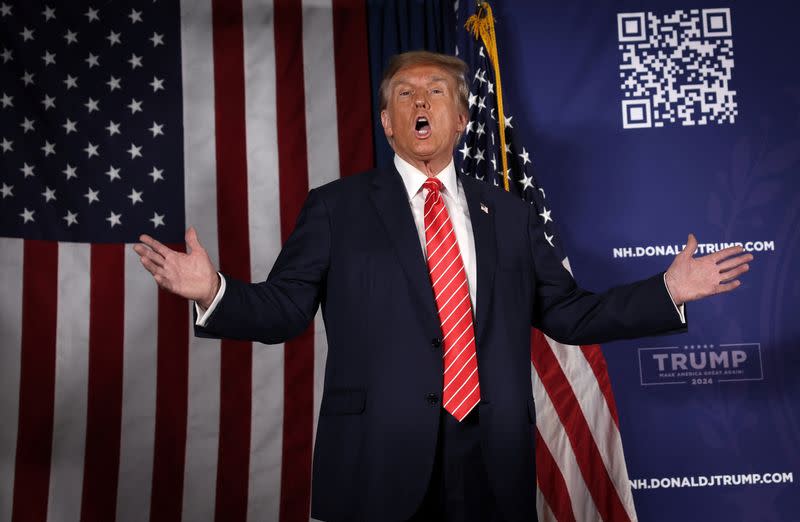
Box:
63, 119, 77, 134
150, 33, 164, 46
129, 54, 143, 69
20, 208, 35, 223
42, 141, 56, 156
148, 167, 164, 182
85, 142, 99, 158
85, 7, 99, 22
128, 144, 143, 159
128, 189, 143, 205
150, 212, 165, 228
107, 31, 121, 46
20, 118, 35, 133
106, 166, 121, 181
107, 211, 122, 227
106, 121, 121, 136
150, 77, 164, 92
63, 210, 78, 226
64, 29, 78, 44
539, 207, 553, 224
149, 122, 164, 137
85, 187, 100, 204
64, 75, 78, 89
1, 182, 13, 198
42, 186, 56, 202
128, 99, 143, 113
21, 163, 34, 177
63, 164, 77, 180
107, 76, 122, 91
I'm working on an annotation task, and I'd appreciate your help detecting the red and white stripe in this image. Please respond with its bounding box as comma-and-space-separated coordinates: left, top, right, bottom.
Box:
0, 1, 371, 521
530, 265, 637, 522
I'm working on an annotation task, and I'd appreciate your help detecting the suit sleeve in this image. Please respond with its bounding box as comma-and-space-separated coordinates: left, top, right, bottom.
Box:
194, 188, 330, 344
527, 205, 687, 345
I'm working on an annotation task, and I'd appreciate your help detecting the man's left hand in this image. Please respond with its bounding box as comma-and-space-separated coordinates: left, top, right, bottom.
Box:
665, 233, 753, 306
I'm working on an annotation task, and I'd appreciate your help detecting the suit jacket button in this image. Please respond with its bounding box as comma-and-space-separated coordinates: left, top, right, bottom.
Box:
426, 393, 439, 405
431, 337, 442, 349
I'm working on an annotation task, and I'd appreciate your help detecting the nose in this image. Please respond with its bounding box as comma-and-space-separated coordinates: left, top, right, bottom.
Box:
414, 94, 429, 109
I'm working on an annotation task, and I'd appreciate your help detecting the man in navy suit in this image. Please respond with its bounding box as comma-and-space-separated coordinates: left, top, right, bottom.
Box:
134, 51, 752, 521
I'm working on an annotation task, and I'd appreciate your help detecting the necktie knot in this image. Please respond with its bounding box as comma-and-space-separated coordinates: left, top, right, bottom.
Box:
423, 178, 442, 194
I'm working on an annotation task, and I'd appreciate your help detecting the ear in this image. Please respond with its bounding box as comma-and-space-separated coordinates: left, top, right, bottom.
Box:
456, 110, 467, 133
380, 110, 393, 138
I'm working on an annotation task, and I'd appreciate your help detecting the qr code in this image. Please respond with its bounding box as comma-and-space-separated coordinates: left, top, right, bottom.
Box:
617, 8, 737, 129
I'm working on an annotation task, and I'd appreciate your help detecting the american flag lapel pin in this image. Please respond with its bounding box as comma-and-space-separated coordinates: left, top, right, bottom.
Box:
480, 202, 489, 214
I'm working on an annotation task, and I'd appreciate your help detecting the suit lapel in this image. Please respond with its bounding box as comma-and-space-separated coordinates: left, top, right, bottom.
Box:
369, 168, 440, 335
460, 174, 496, 346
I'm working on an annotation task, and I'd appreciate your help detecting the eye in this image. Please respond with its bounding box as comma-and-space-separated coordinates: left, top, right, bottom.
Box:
398, 89, 411, 97
431, 88, 444, 95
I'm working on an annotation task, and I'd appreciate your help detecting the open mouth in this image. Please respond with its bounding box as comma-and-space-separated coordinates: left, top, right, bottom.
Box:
414, 116, 431, 138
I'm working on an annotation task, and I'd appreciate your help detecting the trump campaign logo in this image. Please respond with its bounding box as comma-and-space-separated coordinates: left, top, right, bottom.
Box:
638, 343, 763, 386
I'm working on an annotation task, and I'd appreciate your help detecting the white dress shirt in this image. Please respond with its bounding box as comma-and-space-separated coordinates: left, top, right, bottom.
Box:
197, 154, 684, 325
393, 154, 478, 309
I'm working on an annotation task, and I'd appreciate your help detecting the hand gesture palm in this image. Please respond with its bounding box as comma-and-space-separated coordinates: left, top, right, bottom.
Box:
665, 234, 752, 305
133, 227, 220, 308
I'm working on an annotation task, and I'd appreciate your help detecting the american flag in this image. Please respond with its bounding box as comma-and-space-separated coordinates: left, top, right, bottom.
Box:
456, 3, 638, 521
0, 1, 372, 521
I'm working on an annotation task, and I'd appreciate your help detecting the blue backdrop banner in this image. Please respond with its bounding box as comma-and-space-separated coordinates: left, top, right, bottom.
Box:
487, 1, 800, 520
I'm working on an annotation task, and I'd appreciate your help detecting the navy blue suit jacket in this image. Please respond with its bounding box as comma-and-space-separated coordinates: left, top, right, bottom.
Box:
196, 167, 686, 521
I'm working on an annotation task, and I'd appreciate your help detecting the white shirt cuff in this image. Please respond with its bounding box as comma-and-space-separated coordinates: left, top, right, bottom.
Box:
663, 273, 686, 324
195, 273, 226, 327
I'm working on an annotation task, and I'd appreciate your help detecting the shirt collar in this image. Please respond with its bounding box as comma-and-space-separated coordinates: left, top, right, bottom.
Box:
393, 154, 458, 201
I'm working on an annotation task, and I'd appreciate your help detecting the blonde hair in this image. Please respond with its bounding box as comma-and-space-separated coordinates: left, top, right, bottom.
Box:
379, 51, 469, 115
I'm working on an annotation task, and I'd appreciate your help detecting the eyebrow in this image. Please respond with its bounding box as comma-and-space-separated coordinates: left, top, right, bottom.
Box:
392, 76, 449, 88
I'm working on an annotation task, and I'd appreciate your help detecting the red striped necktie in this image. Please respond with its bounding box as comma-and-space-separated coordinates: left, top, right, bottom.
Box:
422, 178, 480, 421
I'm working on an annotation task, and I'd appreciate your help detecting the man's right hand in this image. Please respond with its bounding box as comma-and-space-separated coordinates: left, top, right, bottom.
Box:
133, 226, 220, 309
